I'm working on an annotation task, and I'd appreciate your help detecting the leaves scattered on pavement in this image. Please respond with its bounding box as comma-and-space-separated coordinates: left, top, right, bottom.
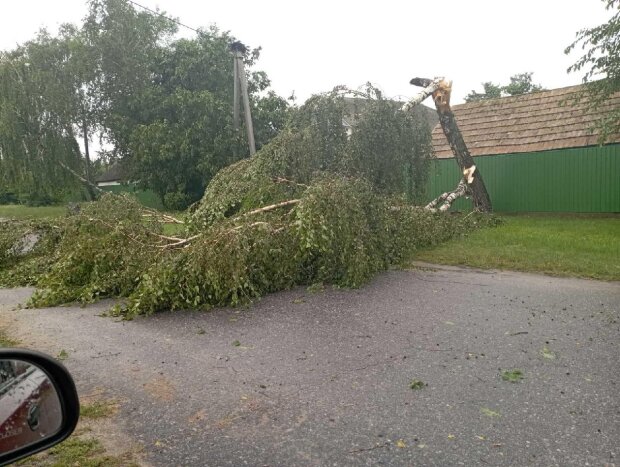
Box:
409, 379, 426, 390
480, 407, 501, 418
541, 346, 556, 359
501, 369, 524, 383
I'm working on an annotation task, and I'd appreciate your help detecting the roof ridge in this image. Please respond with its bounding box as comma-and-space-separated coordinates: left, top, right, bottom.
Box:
453, 84, 585, 110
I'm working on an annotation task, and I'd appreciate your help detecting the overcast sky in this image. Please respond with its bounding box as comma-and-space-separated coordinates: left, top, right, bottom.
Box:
0, 0, 613, 104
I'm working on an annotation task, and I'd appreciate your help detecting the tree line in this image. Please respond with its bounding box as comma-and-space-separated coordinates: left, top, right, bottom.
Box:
0, 0, 289, 208
1, 0, 616, 208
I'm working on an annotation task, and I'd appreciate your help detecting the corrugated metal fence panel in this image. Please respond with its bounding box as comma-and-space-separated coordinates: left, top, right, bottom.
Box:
425, 144, 620, 212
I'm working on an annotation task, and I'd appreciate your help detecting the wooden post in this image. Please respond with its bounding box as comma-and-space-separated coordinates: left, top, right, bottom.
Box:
232, 57, 240, 132
230, 41, 256, 156
410, 77, 492, 212
236, 52, 256, 156
232, 56, 241, 158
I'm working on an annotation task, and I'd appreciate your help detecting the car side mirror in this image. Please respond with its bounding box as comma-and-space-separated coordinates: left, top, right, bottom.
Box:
0, 349, 79, 466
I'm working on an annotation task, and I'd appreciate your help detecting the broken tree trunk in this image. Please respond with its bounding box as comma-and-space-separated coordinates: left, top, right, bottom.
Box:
401, 77, 443, 112
425, 179, 469, 212
81, 119, 97, 201
58, 161, 104, 195
410, 77, 492, 212
425, 165, 477, 212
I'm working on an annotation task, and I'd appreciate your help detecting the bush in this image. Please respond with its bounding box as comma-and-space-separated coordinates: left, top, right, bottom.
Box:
163, 191, 193, 211
20, 191, 58, 207
0, 192, 18, 204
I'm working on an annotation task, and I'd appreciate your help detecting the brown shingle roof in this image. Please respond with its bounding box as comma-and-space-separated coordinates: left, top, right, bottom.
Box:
432, 84, 620, 158
95, 163, 126, 183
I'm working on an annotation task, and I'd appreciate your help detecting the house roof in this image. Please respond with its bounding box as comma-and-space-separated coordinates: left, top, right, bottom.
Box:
431, 84, 620, 158
343, 97, 439, 130
95, 163, 126, 183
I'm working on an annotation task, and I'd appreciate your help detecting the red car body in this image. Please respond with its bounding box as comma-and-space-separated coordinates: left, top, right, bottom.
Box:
0, 362, 61, 455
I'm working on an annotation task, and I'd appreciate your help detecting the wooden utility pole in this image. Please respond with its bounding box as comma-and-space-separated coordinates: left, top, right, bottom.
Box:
232, 53, 241, 132
231, 41, 256, 156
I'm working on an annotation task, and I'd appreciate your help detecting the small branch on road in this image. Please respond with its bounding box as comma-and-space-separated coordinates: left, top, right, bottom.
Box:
90, 352, 121, 359
348, 441, 391, 454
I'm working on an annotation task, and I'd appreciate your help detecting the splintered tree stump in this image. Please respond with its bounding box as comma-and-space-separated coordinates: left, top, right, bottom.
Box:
410, 77, 492, 212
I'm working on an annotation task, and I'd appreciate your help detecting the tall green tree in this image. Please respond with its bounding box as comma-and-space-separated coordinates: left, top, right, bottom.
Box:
565, 0, 620, 142
127, 27, 289, 209
465, 72, 544, 102
0, 0, 290, 208
82, 0, 178, 159
464, 82, 502, 103
0, 30, 87, 204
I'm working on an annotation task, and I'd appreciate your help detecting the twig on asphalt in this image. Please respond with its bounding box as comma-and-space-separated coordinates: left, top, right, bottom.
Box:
348, 441, 391, 454
90, 352, 121, 359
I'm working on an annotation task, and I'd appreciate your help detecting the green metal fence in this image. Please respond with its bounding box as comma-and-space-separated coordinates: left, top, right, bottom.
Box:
426, 144, 620, 212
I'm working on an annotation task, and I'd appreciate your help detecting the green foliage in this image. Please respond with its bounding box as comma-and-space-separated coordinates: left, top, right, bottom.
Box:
465, 82, 503, 103
97, 19, 289, 205
347, 88, 432, 201
122, 212, 299, 315
501, 369, 524, 383
0, 32, 85, 201
565, 0, 620, 143
409, 379, 426, 390
294, 177, 389, 287
190, 157, 301, 228
0, 87, 494, 318
0, 0, 289, 207
29, 194, 164, 306
503, 72, 545, 96
0, 218, 63, 287
163, 192, 193, 211
0, 193, 492, 318
465, 72, 545, 102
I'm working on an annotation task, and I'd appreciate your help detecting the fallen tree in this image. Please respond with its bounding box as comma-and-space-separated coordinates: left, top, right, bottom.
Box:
1, 85, 499, 317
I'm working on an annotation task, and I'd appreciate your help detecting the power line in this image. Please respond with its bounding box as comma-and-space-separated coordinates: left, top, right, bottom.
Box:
125, 0, 202, 35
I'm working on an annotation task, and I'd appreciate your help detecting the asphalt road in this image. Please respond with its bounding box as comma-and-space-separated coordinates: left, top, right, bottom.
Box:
1, 265, 618, 466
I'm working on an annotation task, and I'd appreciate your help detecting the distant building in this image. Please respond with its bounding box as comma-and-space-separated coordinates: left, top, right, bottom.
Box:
95, 164, 126, 187
342, 97, 438, 136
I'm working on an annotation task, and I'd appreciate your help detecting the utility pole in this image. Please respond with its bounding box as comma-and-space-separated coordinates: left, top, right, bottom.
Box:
230, 41, 256, 156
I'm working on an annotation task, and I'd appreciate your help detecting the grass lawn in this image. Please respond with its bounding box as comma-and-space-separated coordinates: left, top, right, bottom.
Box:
415, 215, 620, 281
0, 204, 68, 220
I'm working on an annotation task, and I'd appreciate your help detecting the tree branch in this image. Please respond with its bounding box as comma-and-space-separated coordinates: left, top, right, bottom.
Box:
58, 161, 104, 194
425, 179, 470, 212
240, 199, 301, 217
155, 200, 301, 250
272, 177, 309, 188
401, 77, 444, 112
141, 208, 184, 224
